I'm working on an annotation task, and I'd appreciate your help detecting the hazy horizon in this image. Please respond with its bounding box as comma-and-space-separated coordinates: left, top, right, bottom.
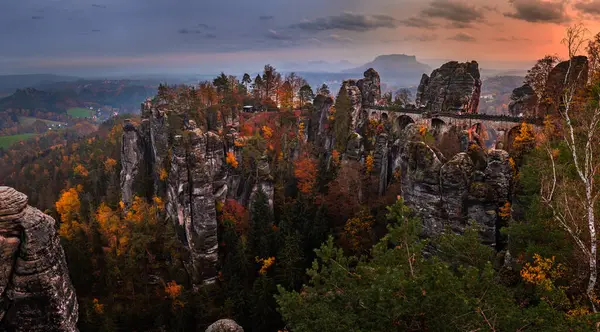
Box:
3, 0, 598, 76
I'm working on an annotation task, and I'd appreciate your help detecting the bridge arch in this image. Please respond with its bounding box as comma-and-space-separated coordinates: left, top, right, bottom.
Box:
397, 115, 415, 131
431, 118, 446, 136
469, 122, 499, 149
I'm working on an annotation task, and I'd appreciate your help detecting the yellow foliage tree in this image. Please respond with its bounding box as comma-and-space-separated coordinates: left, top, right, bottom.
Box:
56, 188, 83, 240
73, 164, 89, 177
256, 256, 276, 275
365, 154, 375, 174
344, 209, 375, 251
520, 254, 565, 291
262, 125, 273, 139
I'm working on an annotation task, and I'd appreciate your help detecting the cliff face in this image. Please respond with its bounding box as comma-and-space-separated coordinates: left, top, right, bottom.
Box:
540, 56, 588, 117
0, 186, 78, 331
121, 96, 275, 287
416, 61, 481, 113
508, 84, 538, 117
395, 140, 512, 246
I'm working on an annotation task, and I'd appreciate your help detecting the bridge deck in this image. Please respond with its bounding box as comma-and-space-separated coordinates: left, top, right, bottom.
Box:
370, 106, 541, 124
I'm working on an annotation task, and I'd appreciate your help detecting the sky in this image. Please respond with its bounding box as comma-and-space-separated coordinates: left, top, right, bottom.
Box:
2, 0, 600, 76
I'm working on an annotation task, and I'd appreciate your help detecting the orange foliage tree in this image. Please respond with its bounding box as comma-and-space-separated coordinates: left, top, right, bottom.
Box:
294, 156, 318, 195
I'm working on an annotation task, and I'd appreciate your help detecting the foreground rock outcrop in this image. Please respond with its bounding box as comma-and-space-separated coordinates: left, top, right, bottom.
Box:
416, 61, 481, 114
0, 187, 78, 331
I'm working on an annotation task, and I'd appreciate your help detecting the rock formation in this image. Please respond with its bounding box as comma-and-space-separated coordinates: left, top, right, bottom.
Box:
206, 319, 244, 332
122, 97, 278, 287
120, 119, 142, 207
415, 61, 481, 114
0, 187, 78, 331
357, 68, 381, 107
339, 68, 382, 132
165, 121, 220, 286
508, 84, 538, 117
395, 140, 513, 246
539, 56, 588, 117
340, 80, 365, 131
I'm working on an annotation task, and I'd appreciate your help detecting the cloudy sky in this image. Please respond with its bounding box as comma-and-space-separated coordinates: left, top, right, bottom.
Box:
2, 0, 600, 75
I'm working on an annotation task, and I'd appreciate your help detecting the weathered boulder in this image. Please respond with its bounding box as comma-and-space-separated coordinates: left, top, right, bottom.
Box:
0, 187, 78, 331
416, 61, 481, 114
357, 68, 381, 107
206, 319, 244, 332
508, 84, 538, 117
120, 120, 142, 207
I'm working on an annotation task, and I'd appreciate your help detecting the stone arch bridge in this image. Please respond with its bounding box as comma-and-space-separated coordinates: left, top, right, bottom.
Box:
368, 108, 540, 150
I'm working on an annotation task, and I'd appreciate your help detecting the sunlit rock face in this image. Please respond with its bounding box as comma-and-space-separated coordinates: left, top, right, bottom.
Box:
0, 186, 79, 332
539, 56, 589, 118
416, 61, 481, 114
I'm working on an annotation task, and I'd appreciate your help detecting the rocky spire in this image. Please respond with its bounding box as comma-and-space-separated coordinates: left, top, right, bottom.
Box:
416, 61, 481, 114
0, 186, 79, 331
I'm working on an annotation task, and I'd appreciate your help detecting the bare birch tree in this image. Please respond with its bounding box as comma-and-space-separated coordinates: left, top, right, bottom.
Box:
540, 23, 600, 311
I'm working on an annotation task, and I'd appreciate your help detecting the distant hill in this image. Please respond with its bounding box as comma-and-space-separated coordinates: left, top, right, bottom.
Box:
344, 54, 431, 87
0, 74, 80, 94
0, 80, 157, 114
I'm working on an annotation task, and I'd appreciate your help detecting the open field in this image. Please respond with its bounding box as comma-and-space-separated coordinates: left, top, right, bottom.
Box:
18, 116, 66, 126
0, 133, 37, 149
67, 107, 95, 118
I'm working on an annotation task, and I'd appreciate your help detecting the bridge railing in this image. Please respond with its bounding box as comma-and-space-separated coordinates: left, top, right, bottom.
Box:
370, 105, 542, 124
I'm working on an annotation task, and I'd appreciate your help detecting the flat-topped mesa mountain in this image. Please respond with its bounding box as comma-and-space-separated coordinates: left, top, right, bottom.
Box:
345, 54, 431, 86
416, 61, 482, 114
0, 186, 78, 332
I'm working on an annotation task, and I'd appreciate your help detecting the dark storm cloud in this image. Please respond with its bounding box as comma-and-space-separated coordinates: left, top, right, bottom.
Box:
399, 17, 438, 29
448, 32, 476, 42
290, 13, 397, 31
504, 0, 570, 24
259, 15, 274, 20
574, 0, 600, 16
421, 0, 484, 24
